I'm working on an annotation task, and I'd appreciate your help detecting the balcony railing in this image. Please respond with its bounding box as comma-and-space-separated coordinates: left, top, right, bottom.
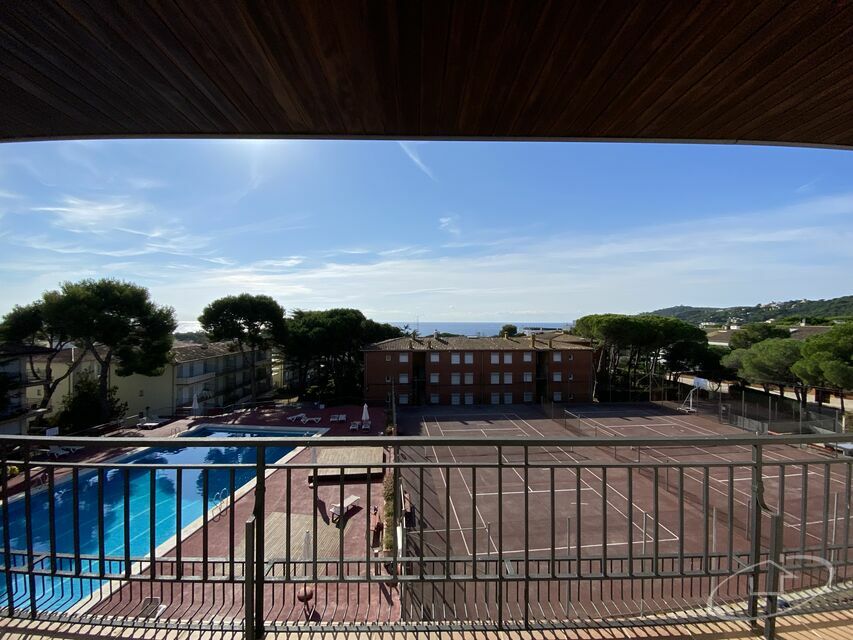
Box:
0, 431, 851, 637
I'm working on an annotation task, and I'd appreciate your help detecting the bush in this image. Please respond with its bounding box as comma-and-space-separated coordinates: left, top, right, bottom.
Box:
382, 470, 396, 551
6, 465, 18, 478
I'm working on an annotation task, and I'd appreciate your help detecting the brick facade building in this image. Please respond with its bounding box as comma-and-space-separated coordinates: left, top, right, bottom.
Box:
363, 332, 595, 407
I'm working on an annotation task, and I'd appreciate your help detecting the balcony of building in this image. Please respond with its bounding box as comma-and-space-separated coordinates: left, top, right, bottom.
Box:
0, 401, 852, 638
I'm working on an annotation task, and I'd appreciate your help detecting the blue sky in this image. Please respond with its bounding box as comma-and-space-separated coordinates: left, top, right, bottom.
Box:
0, 139, 851, 329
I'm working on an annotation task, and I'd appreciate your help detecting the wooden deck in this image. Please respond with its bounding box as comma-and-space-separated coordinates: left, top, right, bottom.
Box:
313, 447, 384, 482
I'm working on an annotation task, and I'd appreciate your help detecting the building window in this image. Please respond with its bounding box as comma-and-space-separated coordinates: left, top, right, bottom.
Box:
490, 372, 500, 384
139, 390, 144, 397
400, 353, 409, 363
553, 371, 562, 382
451, 352, 461, 365
569, 373, 574, 381
490, 352, 499, 364
503, 353, 512, 364
523, 391, 533, 402
451, 393, 461, 405
464, 372, 474, 385
451, 373, 461, 385
399, 393, 409, 405
553, 352, 562, 362
503, 392, 512, 404
523, 371, 533, 383
554, 391, 562, 402
385, 355, 391, 362
503, 372, 512, 384
490, 392, 500, 405
464, 352, 474, 364
386, 392, 391, 402
568, 353, 573, 361
523, 351, 532, 362
430, 393, 439, 404
429, 372, 439, 384
464, 392, 474, 405
385, 376, 391, 383
430, 352, 440, 363
399, 373, 409, 384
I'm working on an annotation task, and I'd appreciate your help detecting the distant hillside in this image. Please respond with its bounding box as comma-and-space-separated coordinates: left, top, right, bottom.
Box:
648, 295, 853, 325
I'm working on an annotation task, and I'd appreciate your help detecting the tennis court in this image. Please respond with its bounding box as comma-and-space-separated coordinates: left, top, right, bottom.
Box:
397, 403, 852, 623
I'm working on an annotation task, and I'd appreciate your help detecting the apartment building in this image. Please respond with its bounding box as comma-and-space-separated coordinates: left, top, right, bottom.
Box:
26, 341, 272, 420
0, 343, 52, 434
363, 331, 595, 407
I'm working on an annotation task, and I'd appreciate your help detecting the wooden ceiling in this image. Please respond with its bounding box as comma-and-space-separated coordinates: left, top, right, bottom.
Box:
1, 1, 852, 146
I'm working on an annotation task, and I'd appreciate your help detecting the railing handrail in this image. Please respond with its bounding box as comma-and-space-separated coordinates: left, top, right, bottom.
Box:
1, 431, 853, 449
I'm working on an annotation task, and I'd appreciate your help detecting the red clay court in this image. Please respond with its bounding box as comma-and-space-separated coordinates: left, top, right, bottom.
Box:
397, 403, 852, 623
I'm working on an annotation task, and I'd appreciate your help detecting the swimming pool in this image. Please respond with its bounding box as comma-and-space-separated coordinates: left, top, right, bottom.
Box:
0, 424, 321, 613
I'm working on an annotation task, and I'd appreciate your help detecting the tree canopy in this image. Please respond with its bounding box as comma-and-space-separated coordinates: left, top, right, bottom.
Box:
791, 323, 853, 412
285, 308, 402, 400
199, 294, 287, 400
728, 323, 789, 350
61, 279, 177, 421
500, 324, 519, 337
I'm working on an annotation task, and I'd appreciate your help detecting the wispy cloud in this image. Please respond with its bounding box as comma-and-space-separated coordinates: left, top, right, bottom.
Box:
32, 195, 147, 233
795, 178, 819, 194
398, 142, 435, 180
438, 215, 461, 236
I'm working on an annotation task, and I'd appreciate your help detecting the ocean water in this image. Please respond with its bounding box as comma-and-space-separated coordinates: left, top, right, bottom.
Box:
390, 321, 573, 337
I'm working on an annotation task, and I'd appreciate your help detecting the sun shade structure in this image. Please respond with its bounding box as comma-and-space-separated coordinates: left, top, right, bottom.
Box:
1, 1, 852, 147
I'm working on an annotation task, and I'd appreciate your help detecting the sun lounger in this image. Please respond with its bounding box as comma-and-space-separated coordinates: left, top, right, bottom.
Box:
287, 413, 307, 422
349, 421, 359, 432
360, 422, 371, 432
330, 495, 360, 524
306, 417, 321, 424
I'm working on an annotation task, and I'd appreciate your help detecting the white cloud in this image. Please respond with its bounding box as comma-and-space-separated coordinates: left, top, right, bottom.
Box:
32, 195, 147, 233
438, 215, 461, 236
398, 142, 435, 180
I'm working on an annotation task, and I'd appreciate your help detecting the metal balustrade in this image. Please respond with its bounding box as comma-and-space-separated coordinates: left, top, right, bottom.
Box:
0, 431, 851, 638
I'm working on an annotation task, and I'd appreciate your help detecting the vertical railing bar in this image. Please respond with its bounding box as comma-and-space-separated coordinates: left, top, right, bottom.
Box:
523, 444, 530, 629
763, 513, 784, 640
419, 465, 425, 580
338, 465, 345, 581
229, 467, 236, 582
444, 465, 450, 580
202, 468, 209, 582
97, 467, 106, 578
123, 466, 131, 579
364, 466, 370, 582
47, 466, 56, 577
244, 518, 255, 640
627, 467, 634, 578
0, 447, 12, 616
822, 463, 831, 563
23, 446, 36, 618
843, 463, 851, 578
254, 445, 266, 634
473, 466, 478, 580
799, 464, 808, 556
284, 467, 291, 582
549, 466, 555, 579
727, 465, 734, 573
175, 468, 183, 581
149, 468, 156, 581
678, 467, 684, 575
653, 466, 659, 576
747, 443, 764, 628
497, 445, 504, 629
601, 467, 608, 577
72, 466, 81, 576
576, 466, 582, 570
703, 466, 710, 574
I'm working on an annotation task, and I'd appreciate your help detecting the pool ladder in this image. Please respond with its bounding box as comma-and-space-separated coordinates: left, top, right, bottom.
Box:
210, 488, 228, 522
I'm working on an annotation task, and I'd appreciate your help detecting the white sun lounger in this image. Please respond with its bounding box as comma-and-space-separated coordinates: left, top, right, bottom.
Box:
330, 495, 360, 523
287, 413, 307, 422
349, 421, 359, 432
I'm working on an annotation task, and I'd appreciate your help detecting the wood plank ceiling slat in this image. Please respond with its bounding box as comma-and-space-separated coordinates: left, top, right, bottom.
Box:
0, 1, 850, 147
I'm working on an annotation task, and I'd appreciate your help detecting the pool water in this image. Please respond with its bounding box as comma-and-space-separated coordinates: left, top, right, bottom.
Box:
0, 425, 316, 613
